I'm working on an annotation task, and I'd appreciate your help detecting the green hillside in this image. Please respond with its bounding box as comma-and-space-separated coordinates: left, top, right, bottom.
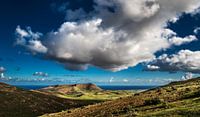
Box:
38, 83, 134, 100
41, 77, 200, 117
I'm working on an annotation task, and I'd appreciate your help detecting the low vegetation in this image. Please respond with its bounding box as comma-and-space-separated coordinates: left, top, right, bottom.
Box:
38, 83, 135, 100
41, 77, 200, 117
0, 83, 102, 117
0, 82, 134, 117
1, 78, 200, 117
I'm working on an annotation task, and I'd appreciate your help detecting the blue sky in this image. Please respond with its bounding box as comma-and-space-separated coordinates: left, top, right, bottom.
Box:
0, 0, 200, 85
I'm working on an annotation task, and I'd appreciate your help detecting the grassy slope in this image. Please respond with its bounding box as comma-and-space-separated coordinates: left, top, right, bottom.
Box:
0, 82, 102, 117
41, 77, 200, 117
38, 84, 135, 100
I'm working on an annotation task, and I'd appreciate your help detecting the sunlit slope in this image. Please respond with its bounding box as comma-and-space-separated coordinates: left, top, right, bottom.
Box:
38, 83, 134, 100
42, 77, 200, 117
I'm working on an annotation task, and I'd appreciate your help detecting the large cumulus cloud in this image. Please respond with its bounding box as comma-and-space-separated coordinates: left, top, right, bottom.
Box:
15, 0, 200, 71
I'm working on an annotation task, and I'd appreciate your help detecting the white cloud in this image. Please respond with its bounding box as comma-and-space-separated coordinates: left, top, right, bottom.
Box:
194, 27, 200, 34
15, 0, 200, 71
0, 73, 4, 78
162, 29, 197, 46
16, 26, 29, 37
33, 72, 49, 77
145, 50, 200, 73
109, 77, 114, 83
182, 72, 193, 80
146, 65, 160, 71
169, 17, 179, 23
0, 67, 5, 73
27, 40, 48, 54
15, 26, 47, 54
169, 35, 197, 46
0, 67, 6, 79
123, 79, 129, 83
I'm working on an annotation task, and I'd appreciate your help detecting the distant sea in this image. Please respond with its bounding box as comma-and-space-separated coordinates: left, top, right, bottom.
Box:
15, 85, 157, 90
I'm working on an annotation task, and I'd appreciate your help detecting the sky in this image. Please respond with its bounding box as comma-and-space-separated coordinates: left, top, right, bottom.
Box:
0, 0, 200, 86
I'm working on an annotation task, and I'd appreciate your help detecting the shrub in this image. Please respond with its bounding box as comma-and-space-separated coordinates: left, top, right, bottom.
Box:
112, 105, 134, 115
171, 86, 176, 90
185, 88, 191, 92
144, 98, 162, 105
183, 90, 200, 99
67, 110, 71, 113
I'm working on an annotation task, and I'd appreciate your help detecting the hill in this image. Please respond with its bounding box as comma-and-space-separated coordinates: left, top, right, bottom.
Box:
38, 83, 134, 100
0, 82, 102, 117
39, 83, 102, 94
41, 77, 200, 117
